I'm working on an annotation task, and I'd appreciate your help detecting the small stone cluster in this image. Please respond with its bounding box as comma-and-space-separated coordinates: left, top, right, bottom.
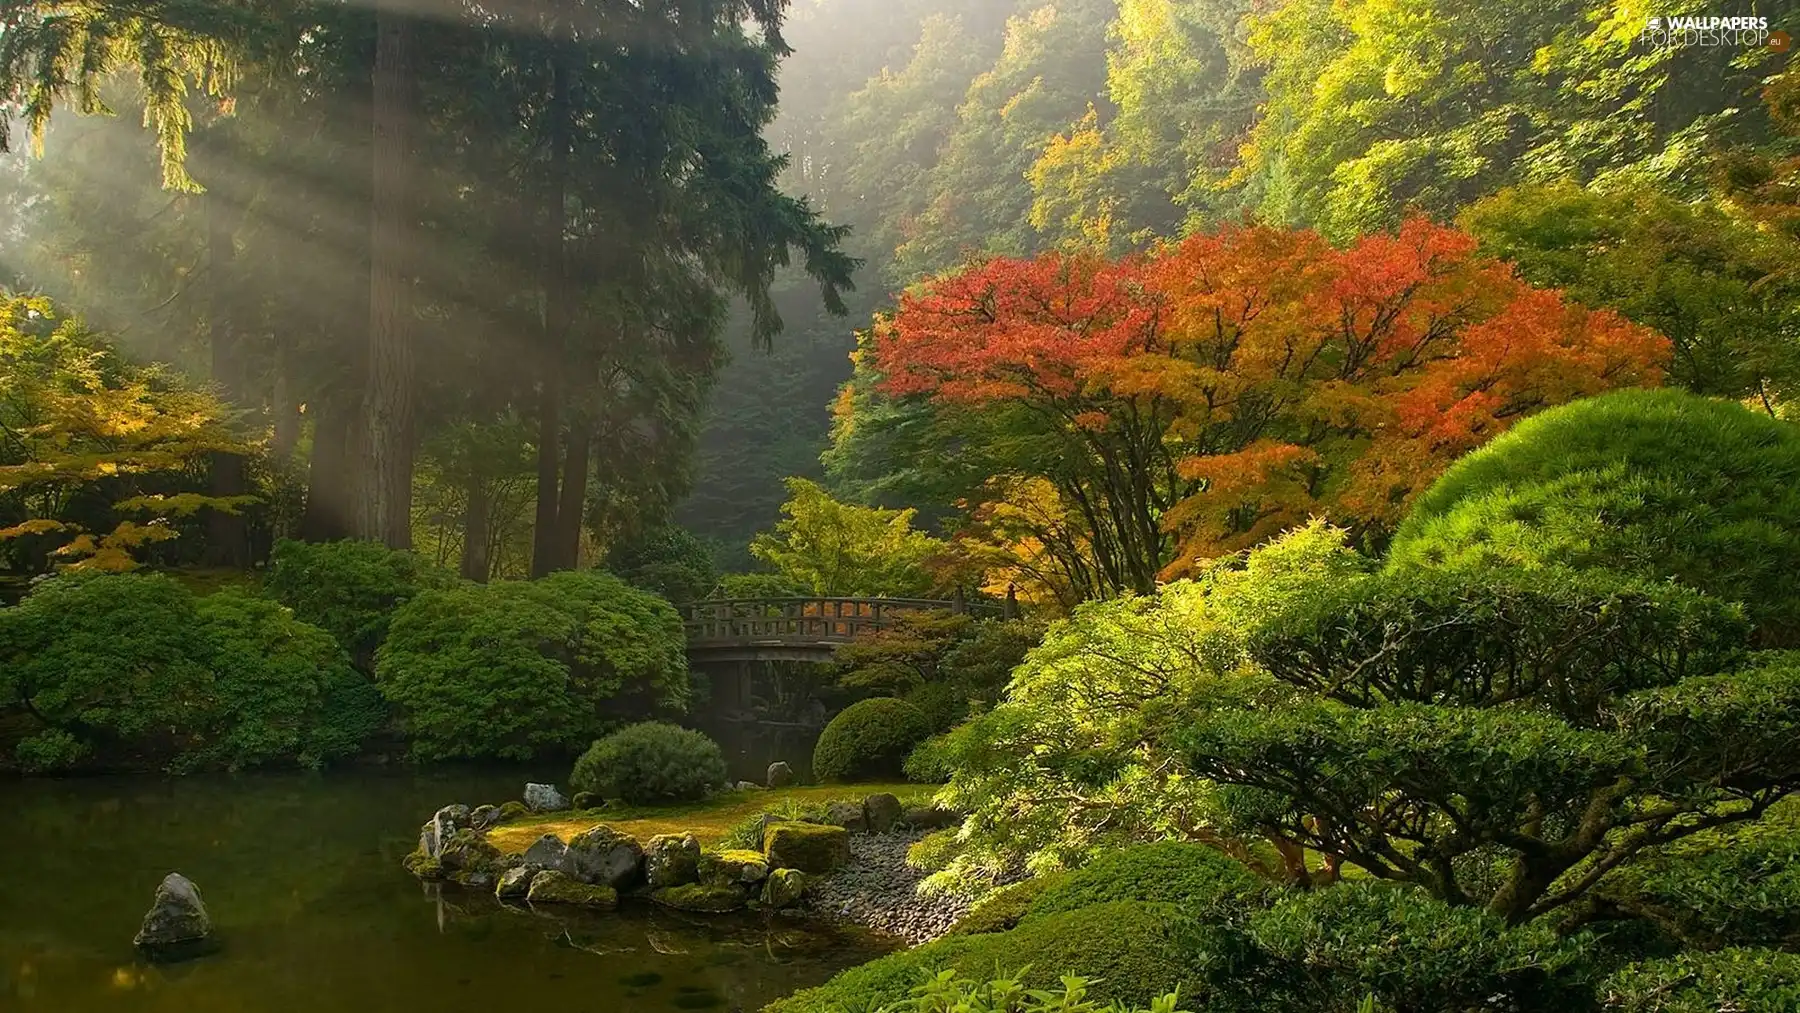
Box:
402, 781, 968, 936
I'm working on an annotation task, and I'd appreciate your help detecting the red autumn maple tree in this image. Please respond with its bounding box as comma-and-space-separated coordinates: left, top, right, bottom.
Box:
870, 217, 1668, 596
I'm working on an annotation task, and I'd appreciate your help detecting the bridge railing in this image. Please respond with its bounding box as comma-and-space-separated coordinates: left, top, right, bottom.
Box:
681, 596, 1003, 646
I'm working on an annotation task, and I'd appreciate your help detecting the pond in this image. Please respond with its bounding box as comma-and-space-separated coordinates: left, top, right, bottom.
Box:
0, 769, 893, 1012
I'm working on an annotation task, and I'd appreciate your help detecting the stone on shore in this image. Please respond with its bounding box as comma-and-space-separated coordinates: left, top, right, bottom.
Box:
863, 793, 903, 833
468, 804, 502, 830
903, 806, 962, 830
645, 833, 702, 888
763, 821, 850, 874
652, 883, 747, 913
134, 873, 214, 958
526, 870, 618, 908
699, 849, 769, 887
420, 804, 471, 857
496, 801, 530, 823
521, 833, 572, 874
825, 800, 867, 833
495, 866, 536, 901
439, 829, 504, 887
567, 824, 643, 888
523, 783, 567, 812
761, 868, 808, 909
766, 761, 794, 788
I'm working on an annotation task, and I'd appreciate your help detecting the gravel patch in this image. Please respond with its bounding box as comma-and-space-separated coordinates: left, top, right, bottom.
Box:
806, 829, 978, 944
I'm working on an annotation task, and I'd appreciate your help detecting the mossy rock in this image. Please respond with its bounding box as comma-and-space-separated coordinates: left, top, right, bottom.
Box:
526, 869, 619, 908
699, 848, 769, 887
646, 833, 702, 888
652, 883, 748, 913
496, 801, 530, 823
763, 821, 849, 875
762, 868, 808, 909
495, 866, 535, 900
438, 829, 504, 880
402, 849, 445, 881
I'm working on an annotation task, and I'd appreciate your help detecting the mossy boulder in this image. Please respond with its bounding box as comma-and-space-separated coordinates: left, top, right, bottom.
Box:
645, 833, 702, 888
402, 848, 445, 881
764, 821, 849, 874
526, 869, 619, 908
699, 848, 769, 887
438, 829, 504, 884
825, 800, 868, 832
863, 793, 903, 833
521, 833, 571, 873
469, 804, 502, 829
762, 868, 808, 909
567, 824, 643, 888
497, 801, 530, 823
652, 883, 748, 913
495, 866, 535, 901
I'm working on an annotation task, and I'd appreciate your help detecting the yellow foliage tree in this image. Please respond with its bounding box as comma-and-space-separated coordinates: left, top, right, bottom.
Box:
0, 293, 253, 572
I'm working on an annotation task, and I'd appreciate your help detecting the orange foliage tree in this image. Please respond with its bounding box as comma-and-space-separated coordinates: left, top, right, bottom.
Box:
856, 217, 1668, 600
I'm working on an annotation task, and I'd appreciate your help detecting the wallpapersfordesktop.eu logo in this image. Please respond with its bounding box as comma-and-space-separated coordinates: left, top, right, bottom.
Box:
1641, 15, 1790, 51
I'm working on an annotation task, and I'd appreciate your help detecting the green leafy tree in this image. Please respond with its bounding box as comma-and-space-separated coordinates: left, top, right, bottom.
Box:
750, 477, 949, 597
1463, 183, 1800, 404
262, 539, 458, 670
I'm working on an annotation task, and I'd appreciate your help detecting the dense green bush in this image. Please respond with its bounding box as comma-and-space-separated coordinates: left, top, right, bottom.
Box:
0, 573, 211, 769
765, 902, 1229, 1013
605, 525, 718, 604
812, 697, 932, 782
186, 589, 368, 771
836, 613, 1044, 732
263, 539, 457, 667
1601, 948, 1800, 1012
1246, 883, 1591, 1012
902, 734, 955, 784
945, 876, 1066, 936
0, 573, 375, 772
1022, 842, 1269, 924
878, 970, 1188, 1013
569, 721, 726, 804
375, 570, 689, 761
1388, 388, 1800, 644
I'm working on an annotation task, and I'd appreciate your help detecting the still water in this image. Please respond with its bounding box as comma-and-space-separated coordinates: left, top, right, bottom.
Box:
0, 769, 891, 1012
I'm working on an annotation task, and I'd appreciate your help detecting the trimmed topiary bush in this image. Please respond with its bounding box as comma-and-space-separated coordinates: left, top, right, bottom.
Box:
945, 875, 1067, 936
1387, 388, 1800, 644
569, 722, 726, 805
1023, 841, 1270, 924
263, 539, 458, 668
764, 901, 1232, 1013
375, 570, 689, 761
812, 696, 932, 782
1602, 948, 1800, 1012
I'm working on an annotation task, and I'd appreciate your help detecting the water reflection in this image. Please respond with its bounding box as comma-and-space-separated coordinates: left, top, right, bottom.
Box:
1, 770, 890, 1012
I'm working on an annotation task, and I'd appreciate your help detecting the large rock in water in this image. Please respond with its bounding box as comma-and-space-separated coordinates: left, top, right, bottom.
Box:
133, 873, 214, 959
761, 868, 808, 909
420, 804, 472, 857
645, 833, 702, 888
651, 883, 747, 913
526, 870, 618, 908
524, 783, 567, 812
494, 866, 536, 901
699, 849, 769, 887
766, 761, 794, 788
567, 825, 643, 888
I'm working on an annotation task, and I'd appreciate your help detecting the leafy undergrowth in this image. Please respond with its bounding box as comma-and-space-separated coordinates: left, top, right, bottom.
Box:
484, 782, 916, 851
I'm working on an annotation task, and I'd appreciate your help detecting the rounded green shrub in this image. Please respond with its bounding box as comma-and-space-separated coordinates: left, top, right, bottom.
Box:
1602, 948, 1800, 1012
1247, 882, 1591, 1012
0, 573, 210, 770
812, 696, 932, 782
570, 722, 726, 805
945, 875, 1066, 936
375, 570, 688, 761
263, 539, 458, 668
1388, 388, 1800, 644
1023, 841, 1270, 923
764, 901, 1234, 1013
187, 589, 367, 771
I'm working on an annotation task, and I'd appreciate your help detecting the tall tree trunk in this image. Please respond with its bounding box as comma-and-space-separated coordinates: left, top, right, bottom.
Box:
529, 44, 573, 576
554, 419, 590, 568
204, 191, 250, 567
299, 395, 360, 541
271, 346, 299, 465
361, 1, 417, 549
461, 469, 492, 582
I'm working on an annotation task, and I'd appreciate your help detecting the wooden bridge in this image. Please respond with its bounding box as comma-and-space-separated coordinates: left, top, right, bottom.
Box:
681, 595, 1008, 663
